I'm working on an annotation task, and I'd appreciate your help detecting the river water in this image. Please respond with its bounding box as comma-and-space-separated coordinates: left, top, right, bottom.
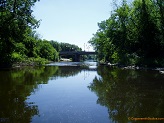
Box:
0, 62, 164, 123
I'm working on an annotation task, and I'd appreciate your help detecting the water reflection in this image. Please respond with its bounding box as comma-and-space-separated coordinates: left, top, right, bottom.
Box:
53, 66, 84, 78
0, 66, 59, 123
88, 66, 164, 123
0, 65, 97, 123
3, 63, 164, 123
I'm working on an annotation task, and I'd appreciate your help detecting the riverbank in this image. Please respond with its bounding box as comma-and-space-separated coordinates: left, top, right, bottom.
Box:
3, 59, 164, 75
99, 61, 164, 74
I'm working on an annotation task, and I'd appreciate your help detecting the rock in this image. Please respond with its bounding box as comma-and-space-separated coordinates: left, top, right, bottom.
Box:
159, 71, 164, 74
107, 62, 118, 66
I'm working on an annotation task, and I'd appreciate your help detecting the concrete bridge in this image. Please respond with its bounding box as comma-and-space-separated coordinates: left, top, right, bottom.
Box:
59, 51, 96, 62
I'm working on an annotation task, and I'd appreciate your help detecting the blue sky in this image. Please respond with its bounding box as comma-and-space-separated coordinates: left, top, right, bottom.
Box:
33, 0, 115, 51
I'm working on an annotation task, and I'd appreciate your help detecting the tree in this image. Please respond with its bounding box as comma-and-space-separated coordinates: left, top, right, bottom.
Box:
131, 0, 163, 66
37, 40, 59, 61
59, 42, 82, 52
0, 0, 40, 68
50, 40, 61, 52
89, 0, 164, 67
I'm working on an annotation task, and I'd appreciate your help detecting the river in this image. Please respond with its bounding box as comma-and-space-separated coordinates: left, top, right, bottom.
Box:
0, 62, 164, 123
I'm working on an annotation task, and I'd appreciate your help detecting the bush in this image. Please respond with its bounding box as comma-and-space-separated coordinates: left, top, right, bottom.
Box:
11, 52, 24, 62
23, 57, 48, 66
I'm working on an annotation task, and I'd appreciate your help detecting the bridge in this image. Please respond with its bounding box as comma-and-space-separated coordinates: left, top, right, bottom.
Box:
59, 51, 96, 62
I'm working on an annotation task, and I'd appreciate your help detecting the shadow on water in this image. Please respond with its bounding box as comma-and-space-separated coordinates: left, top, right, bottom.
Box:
88, 66, 164, 123
0, 64, 97, 123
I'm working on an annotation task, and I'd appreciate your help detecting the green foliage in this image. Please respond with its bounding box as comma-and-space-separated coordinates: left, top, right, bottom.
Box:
0, 0, 40, 68
59, 42, 82, 52
11, 52, 24, 62
111, 52, 120, 63
89, 0, 164, 67
0, 0, 63, 68
50, 40, 82, 60
50, 40, 61, 52
37, 40, 59, 61
0, 0, 84, 68
25, 57, 48, 66
23, 36, 38, 57
14, 57, 48, 66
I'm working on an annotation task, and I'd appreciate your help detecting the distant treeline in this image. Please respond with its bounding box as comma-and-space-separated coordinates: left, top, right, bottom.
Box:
0, 0, 81, 68
89, 0, 164, 67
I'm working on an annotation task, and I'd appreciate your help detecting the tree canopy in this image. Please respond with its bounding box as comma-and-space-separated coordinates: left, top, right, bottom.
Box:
89, 0, 164, 67
0, 0, 40, 67
0, 0, 82, 68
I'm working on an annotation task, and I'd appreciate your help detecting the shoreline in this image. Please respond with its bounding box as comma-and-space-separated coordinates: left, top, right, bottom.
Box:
99, 62, 164, 74
1, 61, 164, 74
